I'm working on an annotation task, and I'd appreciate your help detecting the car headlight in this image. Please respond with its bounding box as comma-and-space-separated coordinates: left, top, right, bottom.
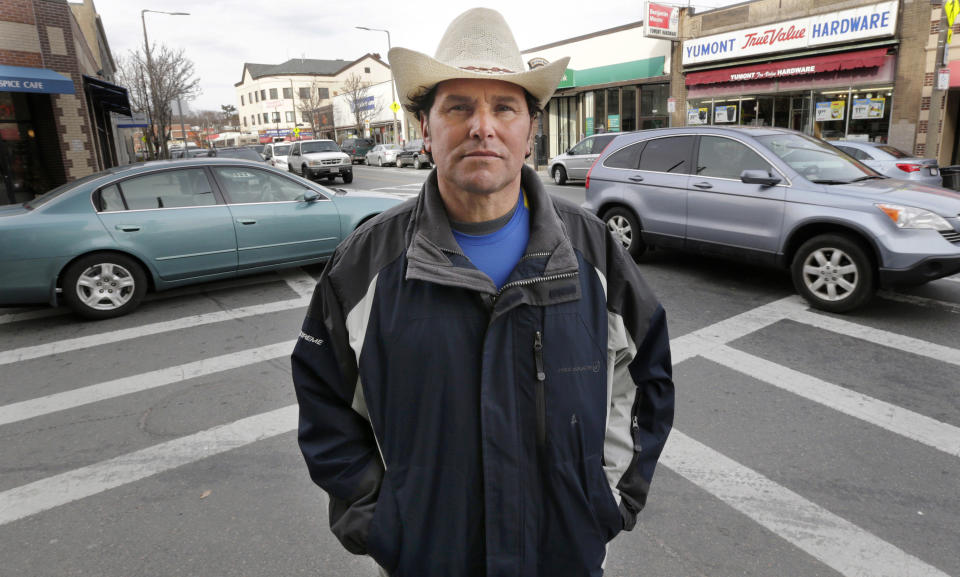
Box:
307, 160, 321, 167
876, 203, 952, 230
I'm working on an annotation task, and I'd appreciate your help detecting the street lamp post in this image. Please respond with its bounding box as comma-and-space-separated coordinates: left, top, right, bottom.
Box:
356, 26, 399, 145
140, 9, 189, 159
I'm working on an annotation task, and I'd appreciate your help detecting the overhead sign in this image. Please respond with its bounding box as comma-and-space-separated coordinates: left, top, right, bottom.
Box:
682, 0, 898, 66
644, 2, 680, 39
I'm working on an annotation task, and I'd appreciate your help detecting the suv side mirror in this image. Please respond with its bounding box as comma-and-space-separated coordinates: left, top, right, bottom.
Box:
741, 170, 781, 186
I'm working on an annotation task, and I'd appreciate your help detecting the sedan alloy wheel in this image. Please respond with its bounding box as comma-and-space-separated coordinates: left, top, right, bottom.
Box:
62, 252, 147, 319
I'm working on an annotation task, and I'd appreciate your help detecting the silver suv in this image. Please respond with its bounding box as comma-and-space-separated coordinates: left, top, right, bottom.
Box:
547, 133, 616, 185
287, 139, 353, 184
584, 126, 960, 313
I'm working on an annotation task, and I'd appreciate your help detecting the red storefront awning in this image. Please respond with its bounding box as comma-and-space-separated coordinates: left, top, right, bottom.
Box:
685, 47, 889, 86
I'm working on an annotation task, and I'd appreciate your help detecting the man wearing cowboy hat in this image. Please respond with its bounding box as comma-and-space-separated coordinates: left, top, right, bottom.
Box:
292, 8, 674, 577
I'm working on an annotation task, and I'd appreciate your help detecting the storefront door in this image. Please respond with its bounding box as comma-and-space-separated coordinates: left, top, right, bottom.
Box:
790, 96, 810, 133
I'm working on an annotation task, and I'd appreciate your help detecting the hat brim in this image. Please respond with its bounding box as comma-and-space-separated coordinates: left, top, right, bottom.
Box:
389, 47, 570, 112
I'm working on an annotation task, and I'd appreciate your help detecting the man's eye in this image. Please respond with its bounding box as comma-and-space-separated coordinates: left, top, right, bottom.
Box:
497, 105, 517, 113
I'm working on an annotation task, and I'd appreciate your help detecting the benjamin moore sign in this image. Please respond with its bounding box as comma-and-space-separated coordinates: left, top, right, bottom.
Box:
682, 0, 898, 66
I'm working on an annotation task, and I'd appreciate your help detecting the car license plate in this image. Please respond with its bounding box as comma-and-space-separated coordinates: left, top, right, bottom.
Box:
331, 167, 339, 173
929, 168, 938, 176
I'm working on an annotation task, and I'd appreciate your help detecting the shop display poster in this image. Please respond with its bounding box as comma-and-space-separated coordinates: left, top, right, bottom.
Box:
851, 98, 885, 119
815, 100, 846, 122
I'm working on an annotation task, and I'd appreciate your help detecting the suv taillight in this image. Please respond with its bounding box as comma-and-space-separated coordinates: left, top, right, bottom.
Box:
896, 163, 921, 173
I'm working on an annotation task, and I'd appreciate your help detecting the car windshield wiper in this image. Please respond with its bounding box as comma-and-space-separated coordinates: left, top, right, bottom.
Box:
848, 175, 887, 182
810, 179, 850, 185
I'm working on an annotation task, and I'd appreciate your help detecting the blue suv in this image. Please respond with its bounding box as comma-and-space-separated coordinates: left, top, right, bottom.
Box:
583, 126, 960, 313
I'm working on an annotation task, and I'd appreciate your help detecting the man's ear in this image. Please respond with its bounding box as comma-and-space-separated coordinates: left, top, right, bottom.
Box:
525, 117, 537, 158
421, 114, 431, 153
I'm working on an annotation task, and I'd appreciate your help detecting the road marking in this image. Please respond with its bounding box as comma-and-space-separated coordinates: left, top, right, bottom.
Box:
277, 268, 316, 299
701, 345, 960, 458
0, 341, 294, 427
670, 296, 801, 363
0, 296, 308, 367
663, 431, 952, 577
0, 405, 297, 526
877, 290, 960, 313
789, 308, 960, 368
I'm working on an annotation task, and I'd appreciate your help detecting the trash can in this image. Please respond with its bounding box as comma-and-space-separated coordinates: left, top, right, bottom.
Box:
939, 165, 960, 191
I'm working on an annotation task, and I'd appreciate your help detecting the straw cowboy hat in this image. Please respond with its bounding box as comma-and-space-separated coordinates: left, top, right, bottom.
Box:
388, 8, 570, 112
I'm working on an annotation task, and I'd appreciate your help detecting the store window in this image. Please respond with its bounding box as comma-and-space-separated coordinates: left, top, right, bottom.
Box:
640, 84, 669, 129
813, 91, 848, 141
622, 87, 637, 132
593, 90, 605, 133
846, 87, 892, 143
606, 88, 620, 132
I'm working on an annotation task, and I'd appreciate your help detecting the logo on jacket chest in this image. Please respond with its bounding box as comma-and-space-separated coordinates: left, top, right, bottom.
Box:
557, 360, 602, 374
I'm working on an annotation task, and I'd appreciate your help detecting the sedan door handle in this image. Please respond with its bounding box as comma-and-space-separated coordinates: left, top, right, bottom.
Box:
693, 182, 713, 189
237, 219, 257, 225
114, 224, 140, 232
628, 175, 645, 182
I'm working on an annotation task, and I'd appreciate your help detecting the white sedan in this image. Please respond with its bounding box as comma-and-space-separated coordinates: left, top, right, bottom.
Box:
365, 144, 402, 167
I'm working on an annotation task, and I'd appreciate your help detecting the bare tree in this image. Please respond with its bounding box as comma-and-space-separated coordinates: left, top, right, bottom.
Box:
220, 104, 238, 131
115, 45, 200, 159
296, 80, 332, 139
341, 74, 382, 138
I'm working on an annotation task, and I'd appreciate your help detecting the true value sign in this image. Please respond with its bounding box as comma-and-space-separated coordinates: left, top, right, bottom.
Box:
682, 0, 898, 66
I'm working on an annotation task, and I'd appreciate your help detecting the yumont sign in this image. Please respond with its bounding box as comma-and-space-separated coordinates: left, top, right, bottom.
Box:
682, 0, 898, 66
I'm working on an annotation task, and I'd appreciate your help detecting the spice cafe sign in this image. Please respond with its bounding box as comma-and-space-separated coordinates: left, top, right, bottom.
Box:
682, 0, 898, 66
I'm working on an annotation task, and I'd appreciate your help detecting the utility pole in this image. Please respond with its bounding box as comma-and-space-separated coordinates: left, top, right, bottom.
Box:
357, 26, 400, 144
926, 1, 958, 161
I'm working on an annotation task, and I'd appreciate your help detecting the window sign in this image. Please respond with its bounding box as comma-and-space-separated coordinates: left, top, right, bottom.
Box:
715, 105, 737, 123
586, 117, 595, 136
851, 98, 884, 119
688, 106, 709, 125
608, 114, 621, 132
815, 101, 846, 122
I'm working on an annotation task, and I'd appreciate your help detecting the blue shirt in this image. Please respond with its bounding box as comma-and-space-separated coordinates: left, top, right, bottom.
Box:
452, 191, 530, 289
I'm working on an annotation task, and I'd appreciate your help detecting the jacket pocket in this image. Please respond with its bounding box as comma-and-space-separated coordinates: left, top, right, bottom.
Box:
585, 455, 623, 542
366, 474, 403, 573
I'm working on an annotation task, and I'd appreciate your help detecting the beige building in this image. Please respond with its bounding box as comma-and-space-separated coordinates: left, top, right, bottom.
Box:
234, 55, 391, 143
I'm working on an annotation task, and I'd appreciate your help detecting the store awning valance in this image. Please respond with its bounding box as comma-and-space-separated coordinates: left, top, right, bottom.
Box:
685, 47, 889, 86
0, 64, 75, 94
82, 75, 131, 116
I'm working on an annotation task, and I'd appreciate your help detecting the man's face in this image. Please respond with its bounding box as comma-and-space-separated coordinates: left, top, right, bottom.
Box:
423, 78, 535, 198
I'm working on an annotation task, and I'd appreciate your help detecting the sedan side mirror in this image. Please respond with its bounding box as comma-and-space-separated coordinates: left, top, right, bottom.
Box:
741, 170, 782, 186
303, 189, 320, 202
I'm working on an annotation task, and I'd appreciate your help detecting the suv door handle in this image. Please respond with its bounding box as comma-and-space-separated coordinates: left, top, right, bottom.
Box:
115, 225, 140, 232
628, 175, 644, 182
693, 182, 713, 189
237, 219, 257, 225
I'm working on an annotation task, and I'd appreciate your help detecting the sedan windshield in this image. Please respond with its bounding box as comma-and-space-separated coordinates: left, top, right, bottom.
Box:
756, 133, 877, 183
273, 144, 291, 156
383, 144, 401, 151
302, 141, 340, 154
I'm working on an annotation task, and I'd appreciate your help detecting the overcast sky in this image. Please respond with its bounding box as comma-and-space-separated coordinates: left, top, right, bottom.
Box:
91, 0, 742, 112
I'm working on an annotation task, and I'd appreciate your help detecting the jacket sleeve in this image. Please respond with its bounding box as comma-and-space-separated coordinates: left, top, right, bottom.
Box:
291, 255, 382, 555
602, 235, 675, 532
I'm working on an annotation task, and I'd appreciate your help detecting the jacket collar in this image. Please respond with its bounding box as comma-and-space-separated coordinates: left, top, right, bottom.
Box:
405, 165, 580, 294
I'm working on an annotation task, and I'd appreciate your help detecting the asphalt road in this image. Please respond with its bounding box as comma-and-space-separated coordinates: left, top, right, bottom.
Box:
1, 164, 958, 577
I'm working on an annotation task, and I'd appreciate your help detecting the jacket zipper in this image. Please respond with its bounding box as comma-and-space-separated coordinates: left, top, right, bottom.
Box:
491, 271, 579, 305
534, 330, 546, 446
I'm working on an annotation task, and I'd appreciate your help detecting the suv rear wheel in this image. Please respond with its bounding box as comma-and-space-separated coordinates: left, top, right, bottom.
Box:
791, 234, 875, 313
413, 157, 422, 169
603, 207, 645, 259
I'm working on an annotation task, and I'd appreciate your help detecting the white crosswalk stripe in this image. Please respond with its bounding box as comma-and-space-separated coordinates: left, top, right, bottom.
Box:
1, 279, 958, 576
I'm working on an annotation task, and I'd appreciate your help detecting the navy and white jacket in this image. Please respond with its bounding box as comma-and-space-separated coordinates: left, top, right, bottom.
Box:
292, 165, 674, 577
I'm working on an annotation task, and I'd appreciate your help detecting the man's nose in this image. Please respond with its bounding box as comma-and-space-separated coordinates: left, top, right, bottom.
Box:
468, 107, 496, 140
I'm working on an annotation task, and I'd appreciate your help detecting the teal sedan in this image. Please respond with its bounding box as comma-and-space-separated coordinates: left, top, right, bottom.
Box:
0, 159, 404, 319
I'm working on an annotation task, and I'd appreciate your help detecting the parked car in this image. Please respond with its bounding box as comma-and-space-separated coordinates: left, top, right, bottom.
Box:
340, 138, 375, 164
209, 146, 265, 162
262, 141, 292, 170
0, 158, 403, 319
547, 133, 617, 185
396, 139, 432, 169
584, 126, 960, 313
832, 140, 941, 186
287, 139, 353, 183
365, 143, 402, 166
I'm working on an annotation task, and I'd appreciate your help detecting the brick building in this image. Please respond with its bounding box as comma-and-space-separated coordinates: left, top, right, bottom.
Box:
0, 0, 129, 205
672, 0, 954, 163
